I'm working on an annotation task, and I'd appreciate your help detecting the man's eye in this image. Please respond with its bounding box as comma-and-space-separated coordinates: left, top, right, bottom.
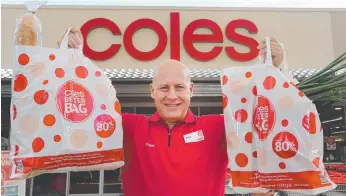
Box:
176, 86, 184, 90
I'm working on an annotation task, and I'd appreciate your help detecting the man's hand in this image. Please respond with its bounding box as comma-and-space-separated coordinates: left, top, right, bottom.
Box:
257, 37, 284, 68
57, 27, 83, 49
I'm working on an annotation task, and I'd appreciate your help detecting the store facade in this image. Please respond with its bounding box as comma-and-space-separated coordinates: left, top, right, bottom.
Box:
1, 4, 346, 196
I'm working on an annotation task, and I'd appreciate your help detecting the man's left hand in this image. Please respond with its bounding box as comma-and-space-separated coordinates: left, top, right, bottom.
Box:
258, 37, 284, 68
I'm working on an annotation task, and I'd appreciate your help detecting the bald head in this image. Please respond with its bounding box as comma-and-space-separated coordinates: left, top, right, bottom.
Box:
150, 59, 194, 124
152, 59, 191, 85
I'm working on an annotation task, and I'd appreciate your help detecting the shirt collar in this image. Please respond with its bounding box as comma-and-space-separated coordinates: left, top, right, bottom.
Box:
149, 109, 196, 124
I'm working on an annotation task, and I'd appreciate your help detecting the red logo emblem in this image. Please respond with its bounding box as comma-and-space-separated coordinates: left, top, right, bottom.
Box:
253, 96, 276, 140
272, 132, 299, 159
56, 81, 94, 123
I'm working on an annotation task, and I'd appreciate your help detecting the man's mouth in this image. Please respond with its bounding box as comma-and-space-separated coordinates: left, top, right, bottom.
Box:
164, 103, 182, 107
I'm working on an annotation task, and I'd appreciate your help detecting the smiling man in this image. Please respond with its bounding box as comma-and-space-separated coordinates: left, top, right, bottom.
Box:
58, 27, 284, 196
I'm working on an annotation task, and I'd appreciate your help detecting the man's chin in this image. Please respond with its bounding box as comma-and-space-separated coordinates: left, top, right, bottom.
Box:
162, 113, 184, 122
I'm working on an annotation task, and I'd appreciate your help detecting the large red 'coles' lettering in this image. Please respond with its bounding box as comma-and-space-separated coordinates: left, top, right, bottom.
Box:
183, 19, 223, 61
170, 12, 180, 60
124, 19, 167, 61
81, 18, 121, 61
81, 12, 259, 62
225, 19, 259, 61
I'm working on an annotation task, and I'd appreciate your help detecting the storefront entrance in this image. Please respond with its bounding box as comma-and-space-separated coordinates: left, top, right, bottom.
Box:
2, 68, 345, 195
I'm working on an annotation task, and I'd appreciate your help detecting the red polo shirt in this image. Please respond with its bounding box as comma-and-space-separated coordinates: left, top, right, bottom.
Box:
121, 109, 228, 196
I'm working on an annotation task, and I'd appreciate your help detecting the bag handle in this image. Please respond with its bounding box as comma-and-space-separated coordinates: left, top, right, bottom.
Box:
59, 27, 72, 50
258, 37, 273, 66
258, 37, 289, 70
278, 42, 289, 70
59, 27, 84, 51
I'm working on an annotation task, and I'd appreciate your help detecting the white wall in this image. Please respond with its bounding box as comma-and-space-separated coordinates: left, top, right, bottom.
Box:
2, 5, 345, 69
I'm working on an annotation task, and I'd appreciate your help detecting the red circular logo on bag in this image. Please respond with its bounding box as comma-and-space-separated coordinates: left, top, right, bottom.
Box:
94, 114, 116, 138
253, 96, 276, 140
272, 132, 298, 159
56, 81, 94, 122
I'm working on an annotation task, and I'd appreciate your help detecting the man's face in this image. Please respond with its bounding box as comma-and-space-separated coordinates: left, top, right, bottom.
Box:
150, 61, 194, 123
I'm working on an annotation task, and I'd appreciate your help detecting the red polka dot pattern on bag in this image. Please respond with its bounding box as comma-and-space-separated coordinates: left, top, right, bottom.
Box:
101, 104, 107, 110
34, 90, 49, 105
241, 97, 247, 103
313, 157, 320, 168
14, 74, 28, 92
252, 86, 257, 96
312, 157, 321, 168
235, 153, 248, 167
14, 145, 19, 156
253, 151, 257, 158
299, 91, 305, 97
222, 75, 228, 85
234, 109, 248, 123
245, 72, 252, 78
55, 68, 65, 78
43, 114, 56, 126
32, 137, 45, 153
97, 142, 103, 148
42, 80, 48, 85
283, 82, 289, 88
95, 71, 101, 77
13, 105, 17, 120
75, 66, 88, 79
222, 95, 228, 109
49, 54, 56, 61
54, 135, 61, 142
18, 53, 30, 66
281, 119, 288, 127
279, 162, 286, 169
245, 132, 252, 144
263, 76, 276, 90
302, 112, 317, 134
114, 101, 121, 114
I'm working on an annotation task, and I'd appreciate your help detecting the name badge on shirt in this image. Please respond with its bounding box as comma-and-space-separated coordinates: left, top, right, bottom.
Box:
184, 130, 204, 143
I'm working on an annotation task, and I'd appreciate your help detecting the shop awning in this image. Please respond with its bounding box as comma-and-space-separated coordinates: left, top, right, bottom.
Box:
0, 68, 322, 98
1, 68, 320, 82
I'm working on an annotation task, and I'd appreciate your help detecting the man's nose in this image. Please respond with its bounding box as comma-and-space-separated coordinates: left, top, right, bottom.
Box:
166, 88, 178, 99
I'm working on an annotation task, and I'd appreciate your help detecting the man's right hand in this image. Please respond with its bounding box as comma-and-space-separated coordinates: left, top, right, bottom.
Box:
57, 27, 83, 49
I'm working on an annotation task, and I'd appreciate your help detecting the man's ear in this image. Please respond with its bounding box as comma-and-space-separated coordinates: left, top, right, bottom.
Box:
189, 82, 194, 97
150, 83, 155, 99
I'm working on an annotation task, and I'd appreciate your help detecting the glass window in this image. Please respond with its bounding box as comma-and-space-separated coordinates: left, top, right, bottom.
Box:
190, 107, 199, 115
199, 106, 222, 115
135, 107, 156, 115
31, 173, 67, 196
25, 178, 32, 196
103, 169, 123, 193
69, 171, 100, 194
1, 97, 11, 150
122, 107, 135, 114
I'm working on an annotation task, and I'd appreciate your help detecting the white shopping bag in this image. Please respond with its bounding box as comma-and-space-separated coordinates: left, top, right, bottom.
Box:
10, 28, 124, 179
221, 37, 336, 195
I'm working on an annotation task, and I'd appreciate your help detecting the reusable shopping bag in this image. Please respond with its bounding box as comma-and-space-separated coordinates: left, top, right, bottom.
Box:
221, 37, 336, 195
10, 5, 124, 179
